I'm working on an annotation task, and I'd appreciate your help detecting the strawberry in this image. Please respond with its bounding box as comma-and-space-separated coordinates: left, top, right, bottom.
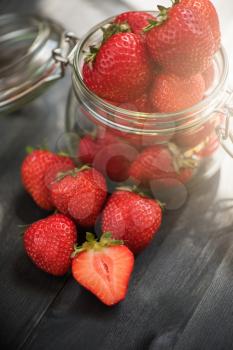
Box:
174, 114, 221, 149
77, 131, 138, 182
77, 131, 119, 165
202, 63, 215, 91
78, 135, 100, 164
21, 149, 75, 210
83, 32, 151, 102
49, 166, 107, 227
114, 11, 156, 36
118, 93, 152, 113
24, 213, 77, 276
72, 232, 134, 306
92, 140, 138, 183
129, 143, 196, 187
149, 73, 205, 113
145, 1, 216, 77
119, 132, 173, 149
101, 189, 162, 254
181, 0, 220, 52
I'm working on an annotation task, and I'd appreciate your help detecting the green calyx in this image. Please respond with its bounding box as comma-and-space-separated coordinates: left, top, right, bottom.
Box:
101, 22, 131, 43
25, 146, 35, 154
116, 185, 146, 197
116, 186, 166, 210
55, 165, 90, 182
84, 22, 131, 65
143, 5, 169, 32
25, 142, 49, 154
168, 142, 198, 174
71, 232, 123, 258
85, 45, 100, 65
143, 0, 181, 32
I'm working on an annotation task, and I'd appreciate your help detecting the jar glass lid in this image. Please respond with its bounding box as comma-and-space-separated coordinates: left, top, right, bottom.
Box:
0, 13, 65, 115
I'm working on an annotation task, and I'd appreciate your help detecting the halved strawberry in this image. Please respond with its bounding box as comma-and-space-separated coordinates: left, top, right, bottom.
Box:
72, 233, 134, 306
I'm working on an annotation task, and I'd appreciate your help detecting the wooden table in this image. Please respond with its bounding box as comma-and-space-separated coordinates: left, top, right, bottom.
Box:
1, 1, 233, 349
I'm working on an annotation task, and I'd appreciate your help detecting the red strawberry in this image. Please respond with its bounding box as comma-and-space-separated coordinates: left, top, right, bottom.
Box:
181, 0, 220, 52
83, 32, 151, 102
78, 135, 100, 164
202, 63, 215, 91
92, 141, 138, 183
77, 130, 120, 165
174, 114, 221, 149
129, 143, 196, 187
24, 213, 77, 276
149, 73, 205, 113
118, 93, 152, 113
49, 166, 107, 227
102, 189, 162, 254
72, 232, 134, 306
114, 11, 156, 36
145, 1, 216, 77
78, 131, 138, 182
21, 149, 75, 210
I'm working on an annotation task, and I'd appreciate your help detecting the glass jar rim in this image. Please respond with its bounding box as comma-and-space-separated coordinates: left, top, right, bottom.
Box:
73, 11, 229, 129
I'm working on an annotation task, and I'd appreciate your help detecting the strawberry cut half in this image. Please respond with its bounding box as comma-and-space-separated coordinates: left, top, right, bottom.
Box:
72, 233, 134, 306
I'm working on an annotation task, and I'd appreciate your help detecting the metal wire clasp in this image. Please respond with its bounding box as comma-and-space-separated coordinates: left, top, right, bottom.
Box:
52, 32, 79, 76
216, 88, 233, 158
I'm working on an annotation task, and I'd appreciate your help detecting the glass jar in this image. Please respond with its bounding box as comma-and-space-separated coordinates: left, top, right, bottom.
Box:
52, 15, 233, 206
2, 13, 233, 207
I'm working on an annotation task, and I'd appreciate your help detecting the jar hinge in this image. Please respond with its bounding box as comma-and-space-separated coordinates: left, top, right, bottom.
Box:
52, 32, 79, 76
216, 88, 233, 158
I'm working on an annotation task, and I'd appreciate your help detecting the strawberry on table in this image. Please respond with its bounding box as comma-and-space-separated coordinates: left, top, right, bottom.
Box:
102, 189, 162, 254
24, 213, 77, 276
149, 73, 205, 113
49, 166, 107, 227
114, 11, 156, 36
83, 31, 151, 102
21, 149, 75, 210
145, 0, 216, 77
129, 143, 196, 187
72, 232, 134, 306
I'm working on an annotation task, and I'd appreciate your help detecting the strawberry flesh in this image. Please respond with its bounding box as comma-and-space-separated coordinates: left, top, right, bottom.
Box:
72, 245, 134, 306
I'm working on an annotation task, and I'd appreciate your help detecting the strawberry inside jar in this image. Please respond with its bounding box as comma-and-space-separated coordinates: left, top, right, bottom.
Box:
64, 2, 228, 197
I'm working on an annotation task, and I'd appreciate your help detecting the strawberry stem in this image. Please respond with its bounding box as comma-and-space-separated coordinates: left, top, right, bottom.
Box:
71, 232, 124, 258
55, 165, 90, 182
25, 143, 49, 154
84, 22, 131, 65
25, 146, 34, 154
168, 142, 198, 173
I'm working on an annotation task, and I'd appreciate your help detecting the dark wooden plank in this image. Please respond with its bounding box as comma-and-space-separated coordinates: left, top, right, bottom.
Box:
0, 78, 72, 350
21, 158, 233, 350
